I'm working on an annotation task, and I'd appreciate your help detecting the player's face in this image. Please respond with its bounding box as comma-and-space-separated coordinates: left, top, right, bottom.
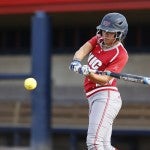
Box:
102, 30, 116, 46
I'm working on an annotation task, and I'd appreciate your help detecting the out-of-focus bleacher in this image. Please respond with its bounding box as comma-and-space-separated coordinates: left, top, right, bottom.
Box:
0, 54, 150, 149
0, 54, 150, 103
0, 101, 150, 149
0, 101, 150, 130
0, 54, 150, 129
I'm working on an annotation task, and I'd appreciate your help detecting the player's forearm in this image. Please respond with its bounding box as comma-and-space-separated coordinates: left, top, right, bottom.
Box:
87, 72, 112, 85
73, 42, 92, 61
73, 50, 85, 61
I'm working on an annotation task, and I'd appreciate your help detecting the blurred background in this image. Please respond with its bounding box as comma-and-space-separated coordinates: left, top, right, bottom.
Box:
0, 0, 150, 150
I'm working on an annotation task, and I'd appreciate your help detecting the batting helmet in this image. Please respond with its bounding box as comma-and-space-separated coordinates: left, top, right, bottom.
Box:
97, 12, 128, 40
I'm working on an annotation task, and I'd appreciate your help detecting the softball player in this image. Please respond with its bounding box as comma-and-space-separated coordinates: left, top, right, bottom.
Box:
69, 12, 128, 150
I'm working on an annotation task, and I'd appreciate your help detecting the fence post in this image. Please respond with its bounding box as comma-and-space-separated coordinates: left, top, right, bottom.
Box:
31, 11, 52, 150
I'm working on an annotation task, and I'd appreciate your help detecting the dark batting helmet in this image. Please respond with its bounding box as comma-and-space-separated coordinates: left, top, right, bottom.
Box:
96, 12, 128, 40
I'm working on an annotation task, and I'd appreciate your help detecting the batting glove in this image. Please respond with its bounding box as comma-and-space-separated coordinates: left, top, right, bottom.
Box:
80, 65, 90, 76
69, 59, 82, 74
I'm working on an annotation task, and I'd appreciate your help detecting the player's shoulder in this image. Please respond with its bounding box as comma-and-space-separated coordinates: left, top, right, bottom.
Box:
117, 43, 129, 60
88, 35, 103, 46
115, 42, 128, 56
117, 42, 128, 53
88, 35, 97, 43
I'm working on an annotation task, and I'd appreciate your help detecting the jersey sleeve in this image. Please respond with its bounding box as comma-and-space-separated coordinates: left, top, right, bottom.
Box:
105, 50, 128, 73
88, 36, 97, 46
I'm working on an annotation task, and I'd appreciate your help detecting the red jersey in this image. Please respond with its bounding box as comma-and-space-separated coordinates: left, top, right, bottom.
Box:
84, 35, 128, 98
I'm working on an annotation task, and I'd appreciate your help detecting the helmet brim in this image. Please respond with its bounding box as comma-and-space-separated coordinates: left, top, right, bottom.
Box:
96, 25, 120, 33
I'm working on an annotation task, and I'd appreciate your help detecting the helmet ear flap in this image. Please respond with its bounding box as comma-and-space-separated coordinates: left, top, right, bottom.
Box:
115, 32, 122, 40
96, 29, 102, 36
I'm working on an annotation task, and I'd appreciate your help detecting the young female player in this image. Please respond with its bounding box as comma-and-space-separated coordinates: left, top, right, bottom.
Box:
69, 12, 128, 150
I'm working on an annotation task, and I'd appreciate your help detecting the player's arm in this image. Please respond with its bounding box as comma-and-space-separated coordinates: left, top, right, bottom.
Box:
87, 71, 113, 85
69, 42, 93, 73
73, 42, 93, 61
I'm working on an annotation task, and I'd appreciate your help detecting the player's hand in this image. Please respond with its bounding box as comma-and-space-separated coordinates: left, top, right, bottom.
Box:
80, 65, 90, 76
69, 59, 82, 74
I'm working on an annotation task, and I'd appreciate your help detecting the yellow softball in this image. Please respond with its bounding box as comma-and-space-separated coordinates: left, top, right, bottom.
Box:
24, 78, 37, 90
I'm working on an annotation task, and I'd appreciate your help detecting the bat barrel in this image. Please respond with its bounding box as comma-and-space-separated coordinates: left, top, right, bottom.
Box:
143, 77, 150, 85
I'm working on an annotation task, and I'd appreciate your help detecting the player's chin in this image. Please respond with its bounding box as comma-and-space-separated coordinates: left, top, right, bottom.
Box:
103, 39, 115, 46
103, 41, 112, 46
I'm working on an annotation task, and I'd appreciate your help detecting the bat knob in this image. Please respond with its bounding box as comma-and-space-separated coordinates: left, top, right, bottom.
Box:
143, 77, 150, 85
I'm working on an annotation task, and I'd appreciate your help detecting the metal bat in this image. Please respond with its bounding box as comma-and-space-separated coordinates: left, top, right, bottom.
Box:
89, 69, 150, 85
